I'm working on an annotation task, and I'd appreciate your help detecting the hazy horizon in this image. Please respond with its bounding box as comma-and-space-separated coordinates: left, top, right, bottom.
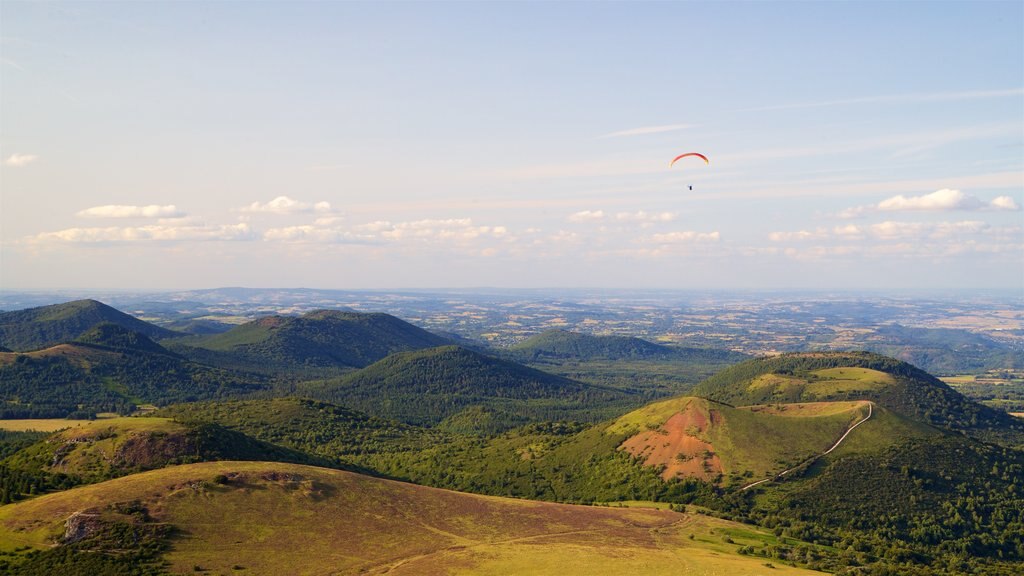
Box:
3, 1, 1022, 292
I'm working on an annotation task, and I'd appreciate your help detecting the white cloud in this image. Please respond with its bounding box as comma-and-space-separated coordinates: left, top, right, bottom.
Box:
840, 189, 1020, 218
646, 231, 720, 243
615, 211, 677, 223
243, 196, 332, 214
567, 210, 605, 222
877, 188, 982, 211
768, 229, 826, 242
4, 153, 38, 167
599, 124, 692, 138
262, 225, 372, 244
990, 196, 1021, 211
833, 224, 863, 237
264, 218, 509, 246
77, 204, 186, 219
30, 223, 253, 243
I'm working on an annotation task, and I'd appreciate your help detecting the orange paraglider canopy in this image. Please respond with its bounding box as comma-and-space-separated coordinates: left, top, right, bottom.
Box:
669, 152, 709, 167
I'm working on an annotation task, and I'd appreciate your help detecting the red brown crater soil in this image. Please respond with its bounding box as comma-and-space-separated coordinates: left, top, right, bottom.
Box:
619, 403, 723, 481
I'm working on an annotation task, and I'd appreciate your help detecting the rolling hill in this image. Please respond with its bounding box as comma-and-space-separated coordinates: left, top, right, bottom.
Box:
0, 460, 826, 575
305, 345, 639, 428
0, 324, 271, 418
691, 351, 1024, 447
504, 329, 747, 399
0, 300, 177, 352
1, 417, 328, 490
168, 309, 452, 374
510, 329, 744, 363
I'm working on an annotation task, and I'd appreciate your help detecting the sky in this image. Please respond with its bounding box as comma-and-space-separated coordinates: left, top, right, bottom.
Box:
1, 1, 1022, 291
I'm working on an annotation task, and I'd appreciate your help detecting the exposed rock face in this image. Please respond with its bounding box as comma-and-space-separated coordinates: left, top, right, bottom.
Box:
619, 401, 724, 481
113, 432, 198, 468
63, 510, 104, 544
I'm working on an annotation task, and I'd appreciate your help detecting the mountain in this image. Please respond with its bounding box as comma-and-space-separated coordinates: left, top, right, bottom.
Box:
0, 460, 827, 575
306, 345, 638, 427
0, 299, 177, 352
0, 325, 271, 418
169, 309, 452, 373
510, 329, 744, 362
691, 351, 1024, 446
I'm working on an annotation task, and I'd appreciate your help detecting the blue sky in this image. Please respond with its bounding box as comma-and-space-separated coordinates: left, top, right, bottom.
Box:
2, 1, 1022, 290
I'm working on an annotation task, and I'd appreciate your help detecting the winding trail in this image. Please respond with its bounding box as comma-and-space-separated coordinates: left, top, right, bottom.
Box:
740, 402, 873, 491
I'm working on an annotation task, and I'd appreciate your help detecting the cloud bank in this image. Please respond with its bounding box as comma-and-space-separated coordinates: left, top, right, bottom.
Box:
840, 189, 1020, 218
77, 205, 186, 219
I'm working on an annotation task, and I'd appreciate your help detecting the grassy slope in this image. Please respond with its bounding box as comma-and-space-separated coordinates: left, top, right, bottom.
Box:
2, 417, 329, 484
692, 352, 1024, 447
605, 397, 879, 485
0, 461, 823, 576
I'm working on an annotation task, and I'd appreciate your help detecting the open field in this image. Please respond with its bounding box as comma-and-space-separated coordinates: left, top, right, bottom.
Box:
0, 461, 823, 575
0, 418, 91, 432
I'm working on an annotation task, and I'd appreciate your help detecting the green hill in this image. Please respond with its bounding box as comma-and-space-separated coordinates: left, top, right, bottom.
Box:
504, 329, 747, 399
0, 300, 177, 352
73, 322, 178, 356
156, 397, 443, 465
0, 417, 328, 494
306, 345, 638, 427
691, 352, 1024, 446
510, 329, 744, 363
0, 460, 826, 576
169, 309, 452, 374
0, 333, 271, 419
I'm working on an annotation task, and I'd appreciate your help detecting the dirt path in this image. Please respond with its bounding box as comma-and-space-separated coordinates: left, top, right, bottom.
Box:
740, 402, 872, 491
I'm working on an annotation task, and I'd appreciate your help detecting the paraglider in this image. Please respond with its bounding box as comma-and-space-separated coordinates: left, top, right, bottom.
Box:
669, 152, 708, 190
669, 152, 709, 167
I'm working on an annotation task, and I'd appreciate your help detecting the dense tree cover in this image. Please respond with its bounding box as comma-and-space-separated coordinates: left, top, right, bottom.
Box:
156, 398, 445, 461
0, 300, 176, 352
507, 328, 747, 363
865, 324, 1023, 374
954, 377, 1024, 413
167, 310, 452, 374
692, 352, 1024, 446
0, 343, 270, 418
148, 394, 1024, 575
304, 345, 639, 428
732, 437, 1024, 575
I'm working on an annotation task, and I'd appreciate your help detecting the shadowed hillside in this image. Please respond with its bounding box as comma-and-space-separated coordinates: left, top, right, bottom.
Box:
0, 300, 177, 352
305, 345, 638, 428
0, 325, 271, 418
168, 310, 452, 374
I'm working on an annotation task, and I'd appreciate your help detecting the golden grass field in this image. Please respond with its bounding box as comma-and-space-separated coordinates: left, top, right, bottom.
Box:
0, 461, 824, 575
0, 418, 91, 432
